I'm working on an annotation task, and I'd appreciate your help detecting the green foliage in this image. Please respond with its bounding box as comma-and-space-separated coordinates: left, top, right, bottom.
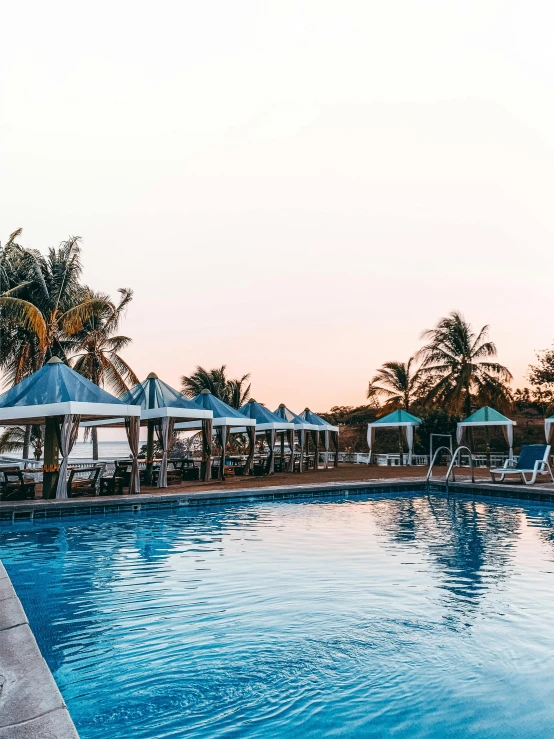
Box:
319, 405, 379, 426
415, 409, 460, 453
368, 357, 421, 412
417, 311, 513, 415
527, 345, 554, 415
1, 229, 137, 459
0, 425, 43, 460
181, 365, 251, 409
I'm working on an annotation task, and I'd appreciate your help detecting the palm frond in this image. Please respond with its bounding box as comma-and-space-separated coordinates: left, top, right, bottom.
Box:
0, 297, 47, 347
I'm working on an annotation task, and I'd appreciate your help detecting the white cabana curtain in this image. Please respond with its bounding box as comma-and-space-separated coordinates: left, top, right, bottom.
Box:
404, 425, 414, 465
55, 414, 81, 499
546, 420, 554, 445
155, 417, 175, 488
324, 429, 330, 470
125, 416, 141, 494
367, 425, 375, 464
287, 428, 295, 472
457, 423, 514, 458
501, 424, 514, 459
298, 429, 305, 473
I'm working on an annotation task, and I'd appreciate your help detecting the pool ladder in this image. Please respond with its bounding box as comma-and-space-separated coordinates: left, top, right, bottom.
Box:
426, 445, 475, 494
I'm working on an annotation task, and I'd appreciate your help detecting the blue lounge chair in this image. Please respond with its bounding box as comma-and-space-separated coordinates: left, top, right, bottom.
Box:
490, 444, 553, 485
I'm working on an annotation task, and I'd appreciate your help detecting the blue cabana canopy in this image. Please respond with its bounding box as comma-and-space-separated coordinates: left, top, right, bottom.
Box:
273, 404, 318, 430
120, 374, 212, 421
174, 389, 255, 430
83, 373, 212, 428
0, 357, 140, 425
239, 399, 294, 431
299, 408, 339, 433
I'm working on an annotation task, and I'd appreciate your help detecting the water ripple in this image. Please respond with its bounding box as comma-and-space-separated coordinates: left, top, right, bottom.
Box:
2, 493, 554, 738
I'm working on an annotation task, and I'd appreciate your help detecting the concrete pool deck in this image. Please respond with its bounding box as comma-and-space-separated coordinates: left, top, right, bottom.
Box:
0, 562, 79, 738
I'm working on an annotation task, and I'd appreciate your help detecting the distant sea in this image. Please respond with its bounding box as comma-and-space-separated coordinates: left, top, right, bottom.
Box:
5, 441, 135, 461
69, 441, 133, 460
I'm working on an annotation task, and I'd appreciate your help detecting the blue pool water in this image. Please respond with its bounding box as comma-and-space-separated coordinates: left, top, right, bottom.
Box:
2, 492, 554, 738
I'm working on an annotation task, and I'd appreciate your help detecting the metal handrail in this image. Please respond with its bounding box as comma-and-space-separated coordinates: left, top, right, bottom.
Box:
445, 445, 475, 489
426, 446, 454, 484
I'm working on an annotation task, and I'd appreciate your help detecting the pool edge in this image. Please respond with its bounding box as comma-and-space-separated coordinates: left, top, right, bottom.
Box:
0, 561, 80, 738
2, 478, 554, 522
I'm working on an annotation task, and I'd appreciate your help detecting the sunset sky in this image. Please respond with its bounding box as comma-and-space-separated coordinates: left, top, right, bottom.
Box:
3, 0, 554, 412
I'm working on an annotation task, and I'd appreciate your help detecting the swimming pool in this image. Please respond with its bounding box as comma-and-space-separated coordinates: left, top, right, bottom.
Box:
2, 491, 554, 738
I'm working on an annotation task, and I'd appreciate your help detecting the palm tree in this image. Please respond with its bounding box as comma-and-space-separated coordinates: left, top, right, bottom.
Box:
0, 425, 43, 460
69, 288, 139, 459
416, 311, 512, 415
0, 235, 110, 366
226, 375, 252, 408
368, 357, 420, 412
0, 233, 112, 457
181, 365, 251, 409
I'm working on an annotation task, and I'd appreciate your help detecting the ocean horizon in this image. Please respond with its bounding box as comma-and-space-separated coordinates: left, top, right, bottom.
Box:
3, 441, 137, 461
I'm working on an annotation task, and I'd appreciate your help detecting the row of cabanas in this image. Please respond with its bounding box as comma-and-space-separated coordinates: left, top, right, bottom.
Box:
0, 358, 339, 500
367, 405, 554, 463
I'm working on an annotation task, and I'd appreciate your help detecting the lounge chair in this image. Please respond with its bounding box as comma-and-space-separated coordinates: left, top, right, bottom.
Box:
0, 467, 36, 501
67, 466, 102, 497
490, 445, 554, 485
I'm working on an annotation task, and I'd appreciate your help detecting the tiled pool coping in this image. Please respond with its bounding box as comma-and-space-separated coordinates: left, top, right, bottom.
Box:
2, 478, 554, 522
0, 562, 79, 738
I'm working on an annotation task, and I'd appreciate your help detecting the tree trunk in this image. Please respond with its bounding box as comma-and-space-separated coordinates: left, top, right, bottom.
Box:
22, 425, 31, 460
92, 427, 99, 461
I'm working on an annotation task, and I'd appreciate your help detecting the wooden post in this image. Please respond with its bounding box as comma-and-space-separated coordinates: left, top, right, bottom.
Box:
42, 417, 59, 499
145, 420, 155, 485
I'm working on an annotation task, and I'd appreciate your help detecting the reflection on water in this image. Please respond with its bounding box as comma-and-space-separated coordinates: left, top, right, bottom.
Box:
2, 493, 554, 739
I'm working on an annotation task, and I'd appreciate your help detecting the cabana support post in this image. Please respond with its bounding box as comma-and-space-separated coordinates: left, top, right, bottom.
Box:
299, 408, 339, 470
239, 400, 294, 476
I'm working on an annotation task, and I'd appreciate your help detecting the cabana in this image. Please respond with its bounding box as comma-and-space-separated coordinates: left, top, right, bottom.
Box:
239, 400, 294, 474
299, 408, 340, 470
367, 409, 422, 465
0, 357, 141, 499
83, 373, 213, 486
174, 389, 256, 479
456, 406, 515, 460
273, 404, 318, 473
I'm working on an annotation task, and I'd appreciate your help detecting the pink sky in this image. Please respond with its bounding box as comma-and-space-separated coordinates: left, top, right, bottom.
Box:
3, 1, 554, 412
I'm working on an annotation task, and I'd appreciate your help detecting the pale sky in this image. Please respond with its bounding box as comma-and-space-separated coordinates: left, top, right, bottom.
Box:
2, 0, 554, 412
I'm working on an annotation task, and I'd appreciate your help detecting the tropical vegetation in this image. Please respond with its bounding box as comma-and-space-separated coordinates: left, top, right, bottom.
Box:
0, 230, 137, 458
181, 365, 251, 409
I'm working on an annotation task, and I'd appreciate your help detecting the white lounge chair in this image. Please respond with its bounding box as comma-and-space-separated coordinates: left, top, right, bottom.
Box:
490, 444, 554, 485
